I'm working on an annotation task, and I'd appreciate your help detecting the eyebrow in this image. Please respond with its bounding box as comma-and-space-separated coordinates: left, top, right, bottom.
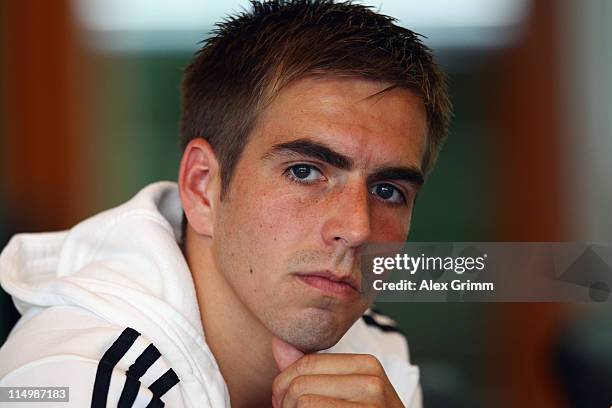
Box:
264, 139, 353, 170
263, 138, 425, 187
367, 167, 425, 189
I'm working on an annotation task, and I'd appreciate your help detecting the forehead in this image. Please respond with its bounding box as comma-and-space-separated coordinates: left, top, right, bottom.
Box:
251, 76, 428, 169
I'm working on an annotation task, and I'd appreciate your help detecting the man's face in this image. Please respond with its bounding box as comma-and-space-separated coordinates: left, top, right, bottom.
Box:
211, 77, 427, 352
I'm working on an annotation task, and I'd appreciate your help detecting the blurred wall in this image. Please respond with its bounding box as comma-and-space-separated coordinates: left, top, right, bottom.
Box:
560, 0, 612, 241
0, 0, 88, 348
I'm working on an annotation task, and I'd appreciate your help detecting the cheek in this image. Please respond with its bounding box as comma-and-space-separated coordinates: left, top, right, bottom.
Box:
370, 209, 412, 241
219, 184, 319, 270
250, 190, 322, 246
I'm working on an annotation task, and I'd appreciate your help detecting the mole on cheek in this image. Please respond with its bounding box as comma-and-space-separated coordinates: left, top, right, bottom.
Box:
249, 267, 253, 274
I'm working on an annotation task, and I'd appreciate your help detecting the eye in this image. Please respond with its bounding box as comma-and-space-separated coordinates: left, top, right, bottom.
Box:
286, 164, 325, 184
369, 183, 406, 205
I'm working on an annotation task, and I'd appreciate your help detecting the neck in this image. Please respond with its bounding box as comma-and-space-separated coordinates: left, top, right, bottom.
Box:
184, 228, 278, 408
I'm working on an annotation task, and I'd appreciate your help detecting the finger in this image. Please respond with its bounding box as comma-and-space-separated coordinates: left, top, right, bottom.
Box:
280, 374, 385, 408
273, 353, 384, 403
272, 336, 305, 371
288, 394, 365, 408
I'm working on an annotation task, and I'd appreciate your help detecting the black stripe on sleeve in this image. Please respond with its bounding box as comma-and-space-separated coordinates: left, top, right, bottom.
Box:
117, 343, 162, 407
91, 327, 141, 408
149, 368, 180, 398
361, 314, 405, 335
117, 375, 141, 408
127, 343, 162, 379
146, 396, 165, 408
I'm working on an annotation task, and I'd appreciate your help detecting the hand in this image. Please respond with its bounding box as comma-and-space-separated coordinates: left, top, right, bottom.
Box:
271, 336, 405, 408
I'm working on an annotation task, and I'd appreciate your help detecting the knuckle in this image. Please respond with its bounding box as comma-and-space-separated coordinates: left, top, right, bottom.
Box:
361, 354, 383, 373
287, 376, 308, 400
295, 354, 317, 375
364, 375, 386, 395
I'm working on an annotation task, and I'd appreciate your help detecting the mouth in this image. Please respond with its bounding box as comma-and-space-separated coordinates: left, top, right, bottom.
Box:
295, 271, 361, 300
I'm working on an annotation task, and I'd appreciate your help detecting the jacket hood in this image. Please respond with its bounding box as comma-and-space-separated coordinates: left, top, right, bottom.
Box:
1, 182, 196, 321
0, 181, 229, 407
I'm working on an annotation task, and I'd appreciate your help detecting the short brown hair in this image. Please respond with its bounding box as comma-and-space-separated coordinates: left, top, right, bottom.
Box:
180, 0, 451, 198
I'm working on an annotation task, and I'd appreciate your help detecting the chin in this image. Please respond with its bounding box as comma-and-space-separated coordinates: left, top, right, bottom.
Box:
277, 306, 355, 352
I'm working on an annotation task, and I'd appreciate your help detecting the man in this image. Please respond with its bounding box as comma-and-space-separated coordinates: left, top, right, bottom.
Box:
0, 1, 450, 407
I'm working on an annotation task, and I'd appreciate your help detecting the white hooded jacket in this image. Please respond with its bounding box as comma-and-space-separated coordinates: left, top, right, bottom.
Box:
0, 182, 421, 407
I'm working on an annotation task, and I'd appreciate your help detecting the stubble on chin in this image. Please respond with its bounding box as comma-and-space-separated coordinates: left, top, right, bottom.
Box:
263, 304, 360, 353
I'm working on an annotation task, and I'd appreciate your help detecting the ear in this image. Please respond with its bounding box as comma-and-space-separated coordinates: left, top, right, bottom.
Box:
178, 138, 221, 237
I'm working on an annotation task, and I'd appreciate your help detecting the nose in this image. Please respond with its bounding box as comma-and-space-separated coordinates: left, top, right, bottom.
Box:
321, 181, 371, 248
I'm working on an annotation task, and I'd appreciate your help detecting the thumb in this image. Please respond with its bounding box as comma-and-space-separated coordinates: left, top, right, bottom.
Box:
271, 336, 305, 371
